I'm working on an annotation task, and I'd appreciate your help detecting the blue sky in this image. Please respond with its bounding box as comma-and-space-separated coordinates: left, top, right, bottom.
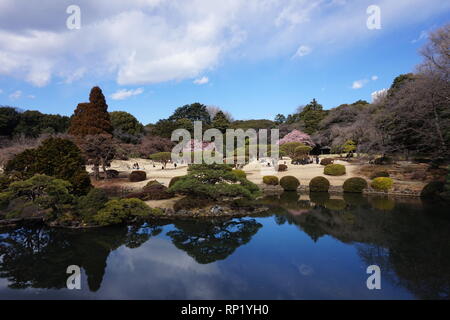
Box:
0, 0, 449, 125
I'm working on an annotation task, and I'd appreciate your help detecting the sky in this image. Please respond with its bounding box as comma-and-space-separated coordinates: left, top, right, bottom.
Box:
0, 0, 449, 125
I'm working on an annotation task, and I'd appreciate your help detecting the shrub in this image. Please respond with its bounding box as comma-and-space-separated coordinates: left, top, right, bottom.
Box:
370, 170, 390, 179
263, 176, 279, 186
280, 176, 300, 191
105, 169, 119, 178
173, 196, 213, 212
142, 183, 174, 200
0, 175, 12, 192
371, 177, 394, 192
129, 170, 146, 182
343, 177, 368, 193
77, 188, 109, 222
420, 181, 445, 200
169, 164, 260, 200
233, 169, 247, 179
324, 164, 346, 176
373, 156, 393, 165
277, 164, 288, 172
4, 137, 92, 195
320, 158, 334, 166
169, 176, 185, 188
93, 198, 153, 226
309, 176, 330, 192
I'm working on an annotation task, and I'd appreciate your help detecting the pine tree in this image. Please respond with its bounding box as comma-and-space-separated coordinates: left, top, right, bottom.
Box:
212, 111, 230, 133
68, 87, 113, 136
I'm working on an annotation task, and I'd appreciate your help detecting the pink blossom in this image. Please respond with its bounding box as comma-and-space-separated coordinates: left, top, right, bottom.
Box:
278, 130, 315, 146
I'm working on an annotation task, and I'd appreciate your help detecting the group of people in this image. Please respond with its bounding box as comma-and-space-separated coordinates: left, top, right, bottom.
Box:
132, 162, 140, 169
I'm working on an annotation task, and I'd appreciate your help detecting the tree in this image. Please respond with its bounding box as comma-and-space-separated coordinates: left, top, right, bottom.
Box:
149, 152, 172, 168
212, 111, 230, 133
279, 129, 315, 146
342, 140, 357, 154
68, 87, 113, 136
279, 142, 303, 159
286, 99, 328, 134
2, 174, 74, 217
0, 107, 20, 136
4, 137, 92, 195
274, 114, 286, 125
110, 111, 144, 144
168, 103, 211, 124
68, 87, 115, 179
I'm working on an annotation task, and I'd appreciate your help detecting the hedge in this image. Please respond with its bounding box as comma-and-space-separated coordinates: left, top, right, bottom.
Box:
309, 176, 330, 192
343, 177, 368, 193
324, 164, 346, 176
320, 158, 334, 166
280, 176, 300, 191
129, 170, 146, 182
371, 177, 394, 191
263, 176, 279, 186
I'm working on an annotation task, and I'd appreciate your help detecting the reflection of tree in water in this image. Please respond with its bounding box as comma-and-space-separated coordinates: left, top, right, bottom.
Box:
167, 218, 262, 264
0, 222, 164, 291
267, 193, 450, 299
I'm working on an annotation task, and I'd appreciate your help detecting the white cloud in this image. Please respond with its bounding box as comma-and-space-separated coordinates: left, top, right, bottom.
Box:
352, 79, 368, 89
0, 0, 447, 87
27, 94, 36, 99
371, 88, 388, 102
111, 88, 144, 100
411, 30, 428, 43
292, 45, 312, 58
9, 90, 21, 100
371, 75, 378, 81
193, 76, 209, 85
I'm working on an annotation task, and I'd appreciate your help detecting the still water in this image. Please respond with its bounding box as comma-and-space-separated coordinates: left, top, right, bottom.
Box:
0, 193, 449, 300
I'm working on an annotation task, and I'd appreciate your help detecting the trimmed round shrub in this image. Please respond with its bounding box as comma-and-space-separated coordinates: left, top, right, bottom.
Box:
77, 188, 109, 222
143, 180, 161, 190
280, 176, 300, 191
371, 177, 394, 192
93, 198, 152, 226
320, 158, 334, 166
233, 169, 247, 179
142, 183, 174, 200
369, 170, 390, 179
420, 181, 445, 200
277, 164, 288, 172
106, 169, 119, 178
309, 176, 330, 192
129, 170, 146, 182
324, 164, 346, 176
343, 177, 368, 193
263, 176, 279, 186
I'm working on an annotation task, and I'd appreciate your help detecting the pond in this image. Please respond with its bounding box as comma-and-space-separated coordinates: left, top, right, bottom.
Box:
0, 193, 449, 300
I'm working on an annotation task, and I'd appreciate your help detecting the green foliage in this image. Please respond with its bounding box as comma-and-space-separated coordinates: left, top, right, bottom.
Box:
320, 158, 334, 166
420, 181, 445, 200
230, 119, 275, 131
3, 174, 74, 216
76, 188, 109, 222
274, 114, 286, 125
0, 107, 20, 136
280, 176, 300, 191
342, 140, 356, 153
212, 111, 230, 133
371, 177, 394, 191
168, 103, 211, 124
125, 181, 174, 200
93, 198, 153, 226
343, 177, 368, 193
169, 176, 185, 188
280, 142, 303, 159
173, 196, 213, 212
232, 169, 247, 179
129, 171, 146, 182
169, 164, 260, 200
0, 174, 12, 192
324, 164, 346, 176
370, 170, 390, 179
293, 145, 312, 161
286, 99, 328, 134
309, 176, 330, 192
149, 152, 172, 167
263, 176, 279, 186
4, 137, 92, 195
110, 111, 144, 143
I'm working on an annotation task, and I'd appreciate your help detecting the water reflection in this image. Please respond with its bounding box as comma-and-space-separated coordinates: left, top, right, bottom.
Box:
0, 193, 449, 299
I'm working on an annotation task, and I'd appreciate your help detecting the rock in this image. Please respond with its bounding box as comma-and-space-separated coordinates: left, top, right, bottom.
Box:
210, 205, 223, 215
